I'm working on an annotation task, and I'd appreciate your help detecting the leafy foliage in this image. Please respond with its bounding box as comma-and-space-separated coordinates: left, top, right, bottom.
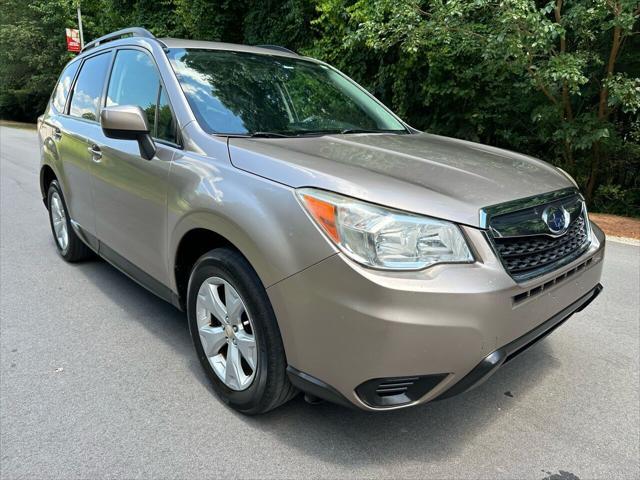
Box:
1, 0, 638, 214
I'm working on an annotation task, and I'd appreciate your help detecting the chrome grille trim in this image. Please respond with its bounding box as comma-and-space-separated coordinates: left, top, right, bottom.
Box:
479, 187, 578, 229
495, 216, 589, 273
482, 189, 591, 281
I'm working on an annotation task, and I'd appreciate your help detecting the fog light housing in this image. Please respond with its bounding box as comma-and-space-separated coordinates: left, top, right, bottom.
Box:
355, 374, 447, 407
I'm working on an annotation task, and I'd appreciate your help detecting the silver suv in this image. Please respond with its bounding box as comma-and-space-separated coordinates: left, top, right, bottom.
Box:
38, 28, 605, 414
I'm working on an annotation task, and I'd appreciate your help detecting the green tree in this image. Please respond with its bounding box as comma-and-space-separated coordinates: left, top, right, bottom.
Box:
1, 0, 79, 120
1, 0, 638, 214
311, 0, 639, 205
243, 0, 318, 50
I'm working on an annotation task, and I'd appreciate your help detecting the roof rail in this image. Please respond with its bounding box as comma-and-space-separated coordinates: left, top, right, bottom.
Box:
256, 45, 298, 55
82, 27, 157, 52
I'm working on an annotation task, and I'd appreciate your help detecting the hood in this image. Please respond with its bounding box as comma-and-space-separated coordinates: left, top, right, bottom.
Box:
227, 132, 573, 227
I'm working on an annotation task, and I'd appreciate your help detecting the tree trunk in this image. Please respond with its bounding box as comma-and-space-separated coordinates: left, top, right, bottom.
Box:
585, 143, 601, 203
555, 0, 575, 170
587, 5, 623, 204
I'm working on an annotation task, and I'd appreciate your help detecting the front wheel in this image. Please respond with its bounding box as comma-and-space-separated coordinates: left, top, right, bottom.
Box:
186, 248, 297, 414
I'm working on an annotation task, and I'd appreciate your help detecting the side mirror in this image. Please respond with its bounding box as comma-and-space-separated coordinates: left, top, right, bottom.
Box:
100, 105, 156, 160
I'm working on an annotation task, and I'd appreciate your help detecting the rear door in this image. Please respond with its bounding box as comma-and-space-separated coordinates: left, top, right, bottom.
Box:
91, 47, 179, 286
57, 50, 113, 239
40, 59, 80, 189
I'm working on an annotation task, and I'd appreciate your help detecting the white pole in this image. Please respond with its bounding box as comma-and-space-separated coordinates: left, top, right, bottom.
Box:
76, 2, 84, 49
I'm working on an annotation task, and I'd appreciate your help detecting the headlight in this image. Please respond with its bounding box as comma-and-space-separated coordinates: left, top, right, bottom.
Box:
297, 188, 474, 270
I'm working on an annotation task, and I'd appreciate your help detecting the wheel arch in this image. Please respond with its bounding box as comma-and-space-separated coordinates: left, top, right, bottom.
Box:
40, 164, 58, 203
170, 214, 280, 310
174, 228, 241, 309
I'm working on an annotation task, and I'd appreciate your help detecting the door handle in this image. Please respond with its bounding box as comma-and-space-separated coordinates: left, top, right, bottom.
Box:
88, 144, 102, 162
53, 127, 62, 141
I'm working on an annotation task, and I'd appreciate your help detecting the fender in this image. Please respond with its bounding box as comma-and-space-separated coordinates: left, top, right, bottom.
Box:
39, 119, 70, 203
166, 122, 337, 293
170, 209, 281, 290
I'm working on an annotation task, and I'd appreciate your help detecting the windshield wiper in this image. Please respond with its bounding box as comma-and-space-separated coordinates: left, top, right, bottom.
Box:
246, 129, 408, 138
340, 128, 407, 134
249, 131, 295, 138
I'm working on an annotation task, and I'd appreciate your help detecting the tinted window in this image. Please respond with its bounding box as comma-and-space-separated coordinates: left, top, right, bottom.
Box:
69, 52, 111, 121
156, 87, 177, 143
51, 61, 80, 113
167, 48, 406, 135
106, 50, 160, 133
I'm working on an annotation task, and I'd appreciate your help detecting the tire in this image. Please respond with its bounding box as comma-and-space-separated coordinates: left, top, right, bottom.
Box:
187, 248, 297, 414
47, 180, 93, 262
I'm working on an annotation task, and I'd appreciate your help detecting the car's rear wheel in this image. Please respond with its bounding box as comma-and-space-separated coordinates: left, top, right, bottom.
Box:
47, 180, 92, 262
187, 248, 297, 414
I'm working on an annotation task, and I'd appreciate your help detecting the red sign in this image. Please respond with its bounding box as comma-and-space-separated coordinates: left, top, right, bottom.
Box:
66, 28, 81, 52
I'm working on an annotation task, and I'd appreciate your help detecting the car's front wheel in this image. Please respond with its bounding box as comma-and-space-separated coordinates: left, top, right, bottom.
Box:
47, 180, 92, 262
187, 248, 297, 414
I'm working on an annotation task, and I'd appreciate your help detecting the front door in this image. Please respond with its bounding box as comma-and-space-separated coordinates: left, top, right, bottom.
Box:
91, 48, 180, 287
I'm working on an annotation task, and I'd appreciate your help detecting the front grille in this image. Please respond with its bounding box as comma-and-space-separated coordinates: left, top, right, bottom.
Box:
484, 191, 591, 281
513, 257, 594, 304
494, 216, 589, 276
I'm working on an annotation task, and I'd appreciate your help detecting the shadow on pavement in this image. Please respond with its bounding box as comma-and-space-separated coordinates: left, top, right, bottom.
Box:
243, 343, 559, 465
73, 251, 561, 465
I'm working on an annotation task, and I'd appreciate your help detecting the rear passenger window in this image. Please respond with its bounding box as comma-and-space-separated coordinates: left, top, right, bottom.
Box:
69, 52, 112, 121
51, 61, 80, 113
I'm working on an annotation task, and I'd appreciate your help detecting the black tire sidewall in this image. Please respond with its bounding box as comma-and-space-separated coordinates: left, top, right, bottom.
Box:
186, 250, 275, 413
47, 180, 71, 258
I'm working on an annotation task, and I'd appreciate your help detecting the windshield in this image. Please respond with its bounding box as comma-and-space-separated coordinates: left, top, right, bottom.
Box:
166, 48, 408, 136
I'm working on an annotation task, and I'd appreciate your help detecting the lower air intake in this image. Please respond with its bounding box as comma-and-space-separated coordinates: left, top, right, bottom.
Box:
356, 374, 447, 408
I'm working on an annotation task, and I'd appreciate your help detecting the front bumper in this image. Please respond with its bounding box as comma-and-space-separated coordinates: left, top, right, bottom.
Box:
267, 224, 606, 411
435, 282, 602, 401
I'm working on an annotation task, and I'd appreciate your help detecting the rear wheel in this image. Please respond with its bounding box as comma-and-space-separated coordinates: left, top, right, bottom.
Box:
47, 180, 92, 262
187, 248, 297, 414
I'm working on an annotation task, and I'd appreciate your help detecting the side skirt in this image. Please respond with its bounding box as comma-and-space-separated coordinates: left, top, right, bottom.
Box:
71, 220, 182, 311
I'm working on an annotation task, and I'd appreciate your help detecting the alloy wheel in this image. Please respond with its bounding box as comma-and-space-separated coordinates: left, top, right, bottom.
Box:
195, 276, 257, 391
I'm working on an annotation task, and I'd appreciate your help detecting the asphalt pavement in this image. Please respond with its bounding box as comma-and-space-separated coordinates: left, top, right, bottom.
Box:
1, 125, 638, 479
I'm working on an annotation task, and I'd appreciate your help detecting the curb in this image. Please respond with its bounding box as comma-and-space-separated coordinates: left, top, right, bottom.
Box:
607, 236, 640, 246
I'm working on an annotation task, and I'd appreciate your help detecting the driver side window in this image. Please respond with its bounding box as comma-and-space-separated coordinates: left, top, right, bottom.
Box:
106, 49, 177, 144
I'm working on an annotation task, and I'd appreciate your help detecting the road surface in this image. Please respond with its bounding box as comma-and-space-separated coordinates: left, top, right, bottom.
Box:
1, 126, 638, 479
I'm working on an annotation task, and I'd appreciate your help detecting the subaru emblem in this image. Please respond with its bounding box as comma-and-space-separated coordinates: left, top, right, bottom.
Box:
542, 205, 570, 235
